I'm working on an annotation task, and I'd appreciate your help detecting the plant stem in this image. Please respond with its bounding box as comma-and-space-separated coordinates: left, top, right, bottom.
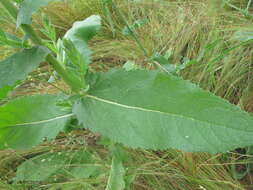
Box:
46, 55, 83, 92
0, 0, 83, 92
111, 0, 148, 57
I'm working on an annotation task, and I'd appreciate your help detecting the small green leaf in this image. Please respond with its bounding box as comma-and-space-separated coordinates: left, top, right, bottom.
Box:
64, 15, 101, 65
0, 46, 50, 89
151, 52, 170, 65
0, 94, 72, 149
123, 61, 139, 71
122, 19, 148, 36
41, 13, 57, 42
106, 155, 125, 190
17, 0, 58, 27
0, 28, 28, 48
177, 59, 197, 72
62, 39, 87, 86
151, 52, 179, 74
164, 49, 173, 60
73, 69, 253, 153
101, 0, 115, 37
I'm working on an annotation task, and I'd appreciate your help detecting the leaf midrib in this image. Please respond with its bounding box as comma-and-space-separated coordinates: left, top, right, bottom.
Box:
0, 113, 74, 129
86, 95, 242, 132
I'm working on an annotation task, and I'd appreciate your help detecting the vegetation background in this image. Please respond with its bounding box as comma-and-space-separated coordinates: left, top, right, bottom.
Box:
1, 0, 253, 189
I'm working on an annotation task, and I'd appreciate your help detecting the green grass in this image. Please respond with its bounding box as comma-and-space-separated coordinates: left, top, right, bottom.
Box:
1, 0, 253, 189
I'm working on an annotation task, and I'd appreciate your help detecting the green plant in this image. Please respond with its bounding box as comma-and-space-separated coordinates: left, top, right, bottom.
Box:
1, 0, 253, 188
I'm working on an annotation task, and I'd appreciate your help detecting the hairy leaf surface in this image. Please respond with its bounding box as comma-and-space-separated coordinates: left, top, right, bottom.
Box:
0, 46, 49, 89
73, 69, 253, 153
0, 94, 72, 149
64, 15, 101, 65
17, 0, 58, 27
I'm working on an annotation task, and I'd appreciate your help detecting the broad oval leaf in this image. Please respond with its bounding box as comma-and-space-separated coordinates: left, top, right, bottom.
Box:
0, 94, 72, 149
0, 46, 49, 89
73, 69, 253, 153
64, 15, 101, 65
16, 0, 58, 27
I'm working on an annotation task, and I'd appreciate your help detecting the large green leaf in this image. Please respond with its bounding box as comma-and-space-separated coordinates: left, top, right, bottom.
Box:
0, 46, 49, 89
14, 150, 100, 181
73, 69, 253, 153
64, 15, 101, 65
16, 0, 58, 27
0, 94, 72, 149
